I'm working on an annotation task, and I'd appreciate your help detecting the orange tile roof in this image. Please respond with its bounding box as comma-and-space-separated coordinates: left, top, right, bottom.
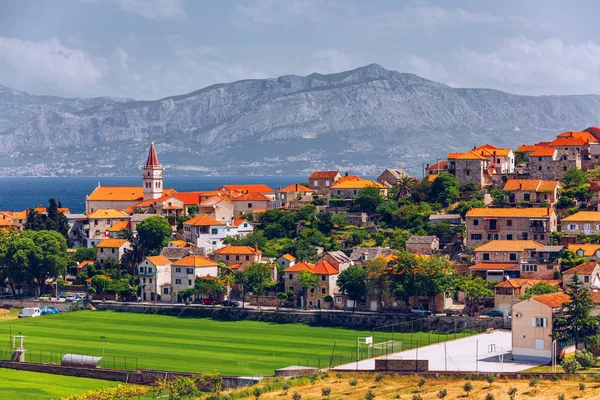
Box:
556, 131, 598, 142
281, 253, 296, 262
466, 208, 553, 218
530, 147, 556, 157
97, 238, 129, 248
427, 174, 438, 182
10, 211, 27, 220
468, 263, 519, 271
171, 255, 216, 267
562, 211, 600, 222
516, 144, 539, 153
87, 209, 130, 219
331, 180, 385, 189
426, 161, 448, 171
108, 221, 130, 232
337, 175, 363, 184
87, 186, 144, 201
494, 278, 561, 289
533, 292, 571, 308
175, 192, 204, 205
279, 183, 313, 193
475, 240, 543, 252
200, 196, 231, 207
566, 243, 600, 257
285, 261, 315, 272
312, 260, 339, 275
474, 145, 512, 157
147, 255, 171, 266
309, 171, 340, 179
448, 151, 487, 160
547, 137, 588, 147
123, 206, 135, 215
78, 260, 95, 268
232, 218, 251, 227
221, 184, 275, 193
503, 179, 558, 192
214, 246, 260, 255
183, 214, 224, 226
231, 193, 272, 201
169, 240, 188, 248
563, 261, 599, 276
227, 263, 243, 270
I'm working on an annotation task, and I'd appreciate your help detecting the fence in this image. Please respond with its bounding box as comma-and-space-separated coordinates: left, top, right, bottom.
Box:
0, 347, 138, 371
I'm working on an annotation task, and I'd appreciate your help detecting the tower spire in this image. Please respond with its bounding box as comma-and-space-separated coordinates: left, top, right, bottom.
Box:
146, 142, 160, 167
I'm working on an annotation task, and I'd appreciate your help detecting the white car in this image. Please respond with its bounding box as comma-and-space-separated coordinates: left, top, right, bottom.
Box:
65, 294, 75, 302
18, 307, 41, 318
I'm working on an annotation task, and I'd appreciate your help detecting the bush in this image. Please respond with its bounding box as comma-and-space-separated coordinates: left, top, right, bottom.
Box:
335, 372, 343, 379
375, 372, 384, 382
593, 372, 600, 382
574, 349, 596, 369
579, 382, 586, 392
349, 378, 358, 387
365, 389, 376, 400
310, 374, 317, 385
561, 357, 581, 374
529, 376, 540, 387
485, 394, 494, 400
253, 387, 261, 399
282, 381, 291, 394
463, 381, 473, 396
321, 387, 331, 397
558, 395, 565, 400
417, 377, 426, 389
412, 395, 423, 400
485, 374, 495, 387
508, 387, 517, 400
292, 392, 302, 400
437, 388, 447, 399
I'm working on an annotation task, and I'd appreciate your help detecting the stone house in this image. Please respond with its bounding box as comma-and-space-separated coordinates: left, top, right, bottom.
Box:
276, 184, 314, 209
426, 161, 448, 178
512, 292, 571, 362
230, 193, 273, 217
561, 211, 600, 235
503, 179, 560, 206
429, 214, 463, 225
276, 254, 296, 270
448, 145, 514, 188
318, 251, 353, 270
527, 147, 581, 181
349, 247, 395, 265
465, 207, 557, 248
329, 179, 387, 200
86, 209, 131, 247
133, 195, 185, 217
137, 255, 171, 302
376, 168, 410, 188
95, 238, 131, 267
284, 260, 344, 309
213, 245, 262, 266
129, 214, 155, 234
494, 278, 562, 312
170, 255, 219, 298
198, 196, 234, 224
308, 171, 342, 194
405, 236, 439, 255
217, 184, 276, 200
562, 261, 600, 291
566, 243, 600, 261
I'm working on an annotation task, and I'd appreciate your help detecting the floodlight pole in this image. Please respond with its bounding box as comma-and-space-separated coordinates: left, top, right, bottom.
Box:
100, 336, 105, 369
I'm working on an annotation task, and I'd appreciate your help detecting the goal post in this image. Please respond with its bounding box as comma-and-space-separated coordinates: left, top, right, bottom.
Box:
357, 336, 373, 360
372, 340, 403, 356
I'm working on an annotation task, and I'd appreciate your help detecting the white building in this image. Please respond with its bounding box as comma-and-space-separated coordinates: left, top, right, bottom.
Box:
170, 255, 219, 299
183, 215, 254, 253
137, 255, 171, 302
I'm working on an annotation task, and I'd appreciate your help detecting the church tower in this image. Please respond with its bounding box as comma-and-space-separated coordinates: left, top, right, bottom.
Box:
142, 143, 163, 200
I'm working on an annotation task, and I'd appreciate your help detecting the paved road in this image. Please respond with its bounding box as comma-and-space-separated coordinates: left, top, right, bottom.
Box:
334, 330, 544, 373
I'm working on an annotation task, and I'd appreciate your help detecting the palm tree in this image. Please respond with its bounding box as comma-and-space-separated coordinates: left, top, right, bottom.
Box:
121, 238, 146, 276
393, 176, 417, 199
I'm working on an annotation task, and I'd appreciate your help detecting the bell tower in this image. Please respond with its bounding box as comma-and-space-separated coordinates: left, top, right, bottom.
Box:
142, 142, 163, 200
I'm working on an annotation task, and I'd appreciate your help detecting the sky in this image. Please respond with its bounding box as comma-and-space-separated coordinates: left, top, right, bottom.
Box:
1, 0, 599, 99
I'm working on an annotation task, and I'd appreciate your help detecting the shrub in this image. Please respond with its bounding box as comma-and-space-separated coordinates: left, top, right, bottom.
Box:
335, 372, 343, 379
412, 395, 423, 400
574, 349, 596, 369
579, 382, 586, 392
417, 377, 426, 389
508, 387, 518, 400
485, 374, 495, 388
282, 381, 291, 394
463, 381, 473, 396
292, 392, 302, 400
437, 388, 447, 399
529, 376, 540, 387
350, 378, 358, 387
550, 374, 559, 382
365, 389, 376, 400
310, 374, 318, 385
375, 372, 384, 382
557, 395, 565, 400
593, 372, 600, 382
561, 357, 581, 374
253, 387, 261, 399
485, 394, 494, 400
321, 387, 331, 398
320, 372, 329, 380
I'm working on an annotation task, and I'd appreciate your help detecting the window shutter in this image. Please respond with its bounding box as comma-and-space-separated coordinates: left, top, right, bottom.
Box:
532, 317, 536, 327
542, 318, 547, 328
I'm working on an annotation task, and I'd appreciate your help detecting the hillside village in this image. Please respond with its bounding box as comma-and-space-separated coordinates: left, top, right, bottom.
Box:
4, 127, 600, 364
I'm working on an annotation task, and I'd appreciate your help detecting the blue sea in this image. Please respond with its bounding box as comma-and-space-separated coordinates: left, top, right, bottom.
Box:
0, 176, 305, 214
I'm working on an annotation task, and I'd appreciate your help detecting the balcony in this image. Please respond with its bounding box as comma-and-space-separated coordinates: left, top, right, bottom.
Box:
137, 269, 156, 276
530, 224, 547, 233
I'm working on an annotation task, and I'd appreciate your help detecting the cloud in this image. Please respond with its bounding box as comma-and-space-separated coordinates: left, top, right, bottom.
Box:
308, 50, 361, 74
455, 37, 600, 94
0, 36, 105, 94
109, 0, 186, 20
235, 0, 333, 25
406, 55, 449, 81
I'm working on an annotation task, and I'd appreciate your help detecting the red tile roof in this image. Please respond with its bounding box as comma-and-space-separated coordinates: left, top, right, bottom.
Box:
533, 292, 571, 308
530, 147, 556, 157
184, 214, 224, 227
232, 193, 272, 201
214, 246, 261, 255
221, 184, 275, 193
146, 143, 160, 166
563, 261, 599, 276
468, 263, 519, 271
426, 161, 448, 171
309, 171, 340, 179
279, 184, 313, 193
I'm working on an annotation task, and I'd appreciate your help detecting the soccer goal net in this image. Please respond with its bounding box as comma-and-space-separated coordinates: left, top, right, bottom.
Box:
371, 340, 403, 356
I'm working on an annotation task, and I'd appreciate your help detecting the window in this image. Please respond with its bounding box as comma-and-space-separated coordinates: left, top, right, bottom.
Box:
473, 219, 479, 226
584, 276, 590, 283
149, 278, 153, 284
506, 234, 513, 240
466, 170, 470, 176
535, 339, 545, 350
569, 224, 578, 230
482, 253, 490, 261
563, 166, 567, 171
100, 248, 104, 253
487, 234, 499, 240
321, 275, 326, 281
148, 267, 152, 273
337, 190, 341, 195
186, 268, 193, 274
175, 279, 181, 284
289, 287, 294, 292
507, 220, 512, 227
289, 274, 293, 280
314, 181, 318, 187
509, 253, 517, 261
112, 248, 115, 254
175, 268, 181, 273
321, 288, 326, 294
471, 234, 482, 240
243, 223, 248, 227
522, 232, 528, 240
188, 280, 192, 286
497, 158, 500, 163
577, 249, 584, 257
163, 288, 169, 294
325, 180, 330, 187
532, 317, 547, 328
226, 255, 230, 260
143, 278, 146, 283
247, 203, 253, 208
538, 166, 542, 171
522, 264, 538, 272
310, 288, 315, 294
211, 228, 218, 235
246, 255, 250, 261
236, 255, 240, 261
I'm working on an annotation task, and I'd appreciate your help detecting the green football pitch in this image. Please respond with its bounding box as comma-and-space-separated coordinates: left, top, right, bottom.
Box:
0, 311, 464, 376
0, 369, 119, 400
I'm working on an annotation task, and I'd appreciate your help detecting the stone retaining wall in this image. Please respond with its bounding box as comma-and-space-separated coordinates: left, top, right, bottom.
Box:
0, 299, 87, 312
375, 359, 429, 372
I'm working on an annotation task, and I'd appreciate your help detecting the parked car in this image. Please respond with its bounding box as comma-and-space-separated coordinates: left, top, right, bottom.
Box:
201, 298, 219, 305
41, 306, 60, 315
65, 294, 75, 302
39, 294, 51, 301
221, 300, 240, 307
410, 306, 432, 315
487, 310, 504, 317
18, 307, 41, 318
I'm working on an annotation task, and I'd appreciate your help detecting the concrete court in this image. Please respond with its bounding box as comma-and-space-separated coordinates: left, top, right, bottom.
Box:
334, 330, 546, 373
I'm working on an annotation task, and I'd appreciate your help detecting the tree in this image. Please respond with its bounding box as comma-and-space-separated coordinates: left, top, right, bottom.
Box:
364, 258, 391, 312
393, 176, 417, 199
519, 282, 559, 300
234, 270, 249, 308
19, 230, 68, 296
354, 186, 384, 214
91, 275, 112, 302
553, 273, 600, 348
562, 167, 587, 189
298, 270, 319, 309
429, 172, 459, 206
2, 234, 32, 298
121, 238, 146, 275
23, 199, 70, 240
137, 216, 172, 254
244, 263, 275, 307
337, 265, 367, 312
560, 250, 588, 270
458, 276, 493, 316
73, 246, 96, 263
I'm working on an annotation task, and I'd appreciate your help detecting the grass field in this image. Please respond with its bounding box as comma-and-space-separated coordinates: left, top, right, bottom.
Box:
0, 310, 463, 376
0, 369, 120, 400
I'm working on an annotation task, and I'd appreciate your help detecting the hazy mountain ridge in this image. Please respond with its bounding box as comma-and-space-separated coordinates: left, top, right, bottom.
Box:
1, 64, 600, 177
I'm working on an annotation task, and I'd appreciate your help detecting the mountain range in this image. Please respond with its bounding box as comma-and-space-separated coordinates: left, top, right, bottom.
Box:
2, 63, 600, 177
